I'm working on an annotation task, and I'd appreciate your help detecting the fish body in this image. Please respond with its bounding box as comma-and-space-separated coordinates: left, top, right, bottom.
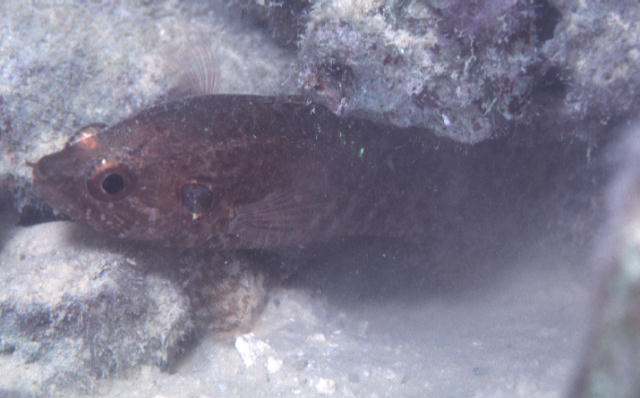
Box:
33, 95, 455, 249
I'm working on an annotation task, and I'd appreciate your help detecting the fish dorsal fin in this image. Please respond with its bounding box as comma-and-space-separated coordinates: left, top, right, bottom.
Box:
164, 44, 219, 100
228, 187, 331, 249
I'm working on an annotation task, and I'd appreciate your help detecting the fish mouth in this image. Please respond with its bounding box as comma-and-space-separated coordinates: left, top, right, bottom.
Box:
32, 156, 58, 201
32, 154, 63, 197
31, 152, 85, 219
33, 151, 67, 184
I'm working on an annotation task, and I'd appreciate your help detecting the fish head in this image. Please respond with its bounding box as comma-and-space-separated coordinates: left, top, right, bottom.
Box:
32, 121, 247, 248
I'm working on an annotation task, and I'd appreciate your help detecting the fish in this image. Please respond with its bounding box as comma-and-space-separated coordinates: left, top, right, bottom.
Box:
33, 94, 461, 249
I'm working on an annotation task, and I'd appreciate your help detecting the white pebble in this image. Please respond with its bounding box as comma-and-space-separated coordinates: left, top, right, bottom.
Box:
266, 356, 283, 374
234, 333, 270, 368
308, 333, 326, 343
315, 377, 336, 395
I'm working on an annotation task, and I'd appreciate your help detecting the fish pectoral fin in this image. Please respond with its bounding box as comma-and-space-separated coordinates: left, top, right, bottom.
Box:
228, 188, 330, 248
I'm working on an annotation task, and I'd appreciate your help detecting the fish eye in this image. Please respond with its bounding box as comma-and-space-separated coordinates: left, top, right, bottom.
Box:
102, 173, 125, 195
87, 163, 136, 201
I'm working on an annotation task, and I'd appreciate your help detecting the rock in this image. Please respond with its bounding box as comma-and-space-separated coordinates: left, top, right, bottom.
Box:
0, 220, 267, 395
235, 332, 272, 368
176, 252, 267, 333
266, 355, 283, 374
297, 0, 640, 143
544, 0, 640, 142
0, 221, 192, 395
228, 0, 313, 49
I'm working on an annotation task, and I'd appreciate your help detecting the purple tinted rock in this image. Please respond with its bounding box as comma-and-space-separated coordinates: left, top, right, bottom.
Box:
298, 0, 639, 144
227, 0, 313, 48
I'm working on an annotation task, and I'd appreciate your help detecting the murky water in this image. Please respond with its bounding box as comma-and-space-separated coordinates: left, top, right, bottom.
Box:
0, 1, 634, 397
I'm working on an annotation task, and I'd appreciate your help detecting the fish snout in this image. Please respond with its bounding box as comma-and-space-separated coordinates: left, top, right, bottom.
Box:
31, 148, 85, 201
33, 152, 64, 186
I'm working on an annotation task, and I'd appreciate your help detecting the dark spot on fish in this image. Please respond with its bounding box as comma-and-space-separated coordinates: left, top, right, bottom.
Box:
181, 182, 216, 213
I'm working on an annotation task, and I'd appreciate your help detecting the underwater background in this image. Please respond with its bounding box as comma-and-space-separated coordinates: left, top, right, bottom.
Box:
1, 0, 640, 396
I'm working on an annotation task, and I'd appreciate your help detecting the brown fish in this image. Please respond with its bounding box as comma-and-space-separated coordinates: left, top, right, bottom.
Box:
33, 94, 459, 249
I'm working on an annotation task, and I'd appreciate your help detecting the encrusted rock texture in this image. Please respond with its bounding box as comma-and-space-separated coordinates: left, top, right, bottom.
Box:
0, 218, 265, 396
295, 0, 640, 143
0, 221, 190, 394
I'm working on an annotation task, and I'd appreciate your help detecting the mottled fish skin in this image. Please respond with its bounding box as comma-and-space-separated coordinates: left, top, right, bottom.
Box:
33, 95, 458, 249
